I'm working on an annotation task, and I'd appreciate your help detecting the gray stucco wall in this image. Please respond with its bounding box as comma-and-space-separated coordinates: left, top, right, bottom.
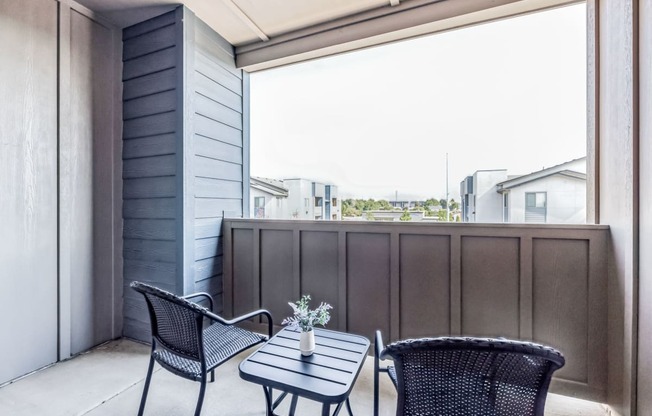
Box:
1, 0, 123, 384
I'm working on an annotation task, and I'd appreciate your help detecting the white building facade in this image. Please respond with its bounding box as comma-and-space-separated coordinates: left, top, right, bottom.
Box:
460, 170, 508, 223
250, 177, 341, 220
460, 158, 586, 224
250, 177, 289, 219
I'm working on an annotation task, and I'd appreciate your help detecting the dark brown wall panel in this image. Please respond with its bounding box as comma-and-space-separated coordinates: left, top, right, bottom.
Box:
233, 229, 254, 317
301, 231, 340, 329
533, 238, 589, 383
347, 233, 390, 339
399, 234, 450, 338
461, 236, 519, 338
260, 230, 294, 323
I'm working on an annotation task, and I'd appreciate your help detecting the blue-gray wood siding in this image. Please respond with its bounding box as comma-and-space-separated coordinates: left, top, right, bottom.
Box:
122, 7, 246, 341
190, 17, 245, 307
122, 10, 180, 340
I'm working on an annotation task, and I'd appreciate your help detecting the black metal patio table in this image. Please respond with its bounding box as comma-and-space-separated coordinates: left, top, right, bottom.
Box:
239, 327, 370, 416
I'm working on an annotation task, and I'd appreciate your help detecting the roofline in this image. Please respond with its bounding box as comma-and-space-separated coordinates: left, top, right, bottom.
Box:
497, 170, 586, 192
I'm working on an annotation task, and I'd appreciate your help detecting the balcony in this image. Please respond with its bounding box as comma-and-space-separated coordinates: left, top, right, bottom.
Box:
1, 0, 647, 413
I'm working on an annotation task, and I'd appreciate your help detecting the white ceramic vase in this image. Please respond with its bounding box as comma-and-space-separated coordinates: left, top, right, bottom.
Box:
300, 329, 315, 356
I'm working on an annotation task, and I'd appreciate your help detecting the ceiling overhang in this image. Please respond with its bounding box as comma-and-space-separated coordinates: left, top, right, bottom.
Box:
73, 0, 581, 72
236, 0, 580, 71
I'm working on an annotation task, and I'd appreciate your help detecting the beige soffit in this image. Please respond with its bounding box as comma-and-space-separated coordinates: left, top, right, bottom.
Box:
74, 0, 580, 71
236, 0, 581, 71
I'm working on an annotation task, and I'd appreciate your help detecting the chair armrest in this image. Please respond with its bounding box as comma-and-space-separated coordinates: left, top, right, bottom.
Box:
182, 292, 214, 312
204, 309, 274, 338
375, 330, 386, 360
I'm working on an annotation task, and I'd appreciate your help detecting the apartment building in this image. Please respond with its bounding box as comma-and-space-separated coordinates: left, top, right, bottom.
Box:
460, 157, 586, 224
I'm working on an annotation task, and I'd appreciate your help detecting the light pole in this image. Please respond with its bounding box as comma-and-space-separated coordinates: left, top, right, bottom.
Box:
446, 153, 449, 222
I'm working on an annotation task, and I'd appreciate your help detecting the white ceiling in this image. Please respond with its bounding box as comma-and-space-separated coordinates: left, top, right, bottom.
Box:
76, 0, 400, 46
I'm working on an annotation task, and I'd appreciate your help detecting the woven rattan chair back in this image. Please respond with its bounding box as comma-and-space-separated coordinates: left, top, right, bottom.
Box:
384, 337, 565, 416
132, 282, 206, 361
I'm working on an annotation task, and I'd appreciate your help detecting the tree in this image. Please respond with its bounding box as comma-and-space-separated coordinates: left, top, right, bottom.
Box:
425, 198, 439, 208
399, 210, 411, 221
449, 199, 460, 211
439, 199, 448, 209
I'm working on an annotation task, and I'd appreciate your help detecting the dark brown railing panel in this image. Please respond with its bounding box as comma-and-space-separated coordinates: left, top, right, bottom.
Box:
223, 219, 609, 402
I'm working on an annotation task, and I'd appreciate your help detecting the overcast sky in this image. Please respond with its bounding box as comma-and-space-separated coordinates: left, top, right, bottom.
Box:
250, 3, 586, 201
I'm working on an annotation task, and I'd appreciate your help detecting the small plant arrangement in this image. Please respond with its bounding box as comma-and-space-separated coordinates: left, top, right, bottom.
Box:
282, 295, 332, 332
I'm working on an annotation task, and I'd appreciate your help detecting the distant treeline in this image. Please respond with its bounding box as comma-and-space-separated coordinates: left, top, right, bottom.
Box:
342, 198, 459, 218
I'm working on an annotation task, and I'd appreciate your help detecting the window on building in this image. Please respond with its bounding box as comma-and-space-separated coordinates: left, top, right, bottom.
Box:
525, 192, 546, 223
315, 197, 323, 207
332, 198, 337, 207
255, 197, 265, 219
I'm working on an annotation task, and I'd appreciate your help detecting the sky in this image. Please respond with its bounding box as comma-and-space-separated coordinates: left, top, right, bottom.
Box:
249, 3, 587, 201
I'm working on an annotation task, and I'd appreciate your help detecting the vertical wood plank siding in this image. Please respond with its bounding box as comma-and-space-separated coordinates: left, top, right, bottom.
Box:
223, 219, 609, 403
122, 10, 180, 340
122, 7, 245, 340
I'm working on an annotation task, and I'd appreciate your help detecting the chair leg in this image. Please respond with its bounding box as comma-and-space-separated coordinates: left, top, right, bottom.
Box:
373, 363, 379, 416
194, 375, 207, 416
210, 369, 215, 383
138, 355, 156, 416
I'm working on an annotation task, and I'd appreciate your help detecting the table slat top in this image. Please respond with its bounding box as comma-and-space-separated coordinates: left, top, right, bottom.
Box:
239, 328, 370, 404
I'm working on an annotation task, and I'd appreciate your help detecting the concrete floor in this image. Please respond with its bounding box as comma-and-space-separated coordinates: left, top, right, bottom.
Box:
0, 339, 610, 416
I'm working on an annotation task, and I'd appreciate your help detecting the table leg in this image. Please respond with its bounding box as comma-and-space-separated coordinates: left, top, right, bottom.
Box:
321, 403, 331, 416
262, 386, 275, 416
288, 394, 299, 416
345, 398, 353, 415
328, 401, 345, 416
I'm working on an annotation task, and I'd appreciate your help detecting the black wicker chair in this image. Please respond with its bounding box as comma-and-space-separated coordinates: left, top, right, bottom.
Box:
131, 281, 273, 416
374, 331, 565, 416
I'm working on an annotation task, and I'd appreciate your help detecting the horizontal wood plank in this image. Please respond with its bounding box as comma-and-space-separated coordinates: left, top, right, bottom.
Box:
124, 238, 177, 263
194, 156, 242, 181
124, 176, 176, 199
195, 256, 223, 282
195, 198, 243, 219
195, 72, 242, 112
124, 219, 176, 241
195, 93, 242, 130
123, 90, 176, 120
195, 177, 242, 199
124, 258, 177, 282
195, 51, 242, 95
194, 26, 239, 78
122, 133, 176, 159
123, 198, 176, 219
123, 47, 176, 81
194, 115, 242, 146
123, 111, 176, 139
194, 134, 242, 163
122, 68, 176, 101
123, 10, 175, 41
195, 218, 224, 239
195, 237, 222, 261
123, 155, 176, 178
123, 24, 176, 61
